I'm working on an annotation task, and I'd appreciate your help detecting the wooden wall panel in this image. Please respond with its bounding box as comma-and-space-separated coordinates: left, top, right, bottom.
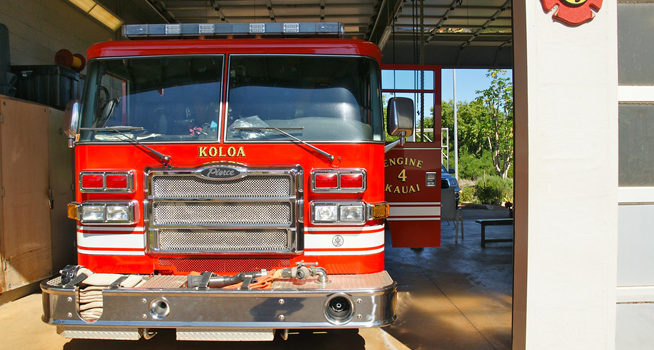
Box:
0, 97, 52, 292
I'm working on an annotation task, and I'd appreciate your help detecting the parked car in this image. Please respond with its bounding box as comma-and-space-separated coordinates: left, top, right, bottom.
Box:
441, 164, 460, 202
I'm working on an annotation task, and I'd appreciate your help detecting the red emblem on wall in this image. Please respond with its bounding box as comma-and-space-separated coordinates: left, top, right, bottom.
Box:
541, 0, 603, 26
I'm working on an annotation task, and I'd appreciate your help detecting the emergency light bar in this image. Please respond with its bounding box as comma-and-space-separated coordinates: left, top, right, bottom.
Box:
123, 22, 345, 39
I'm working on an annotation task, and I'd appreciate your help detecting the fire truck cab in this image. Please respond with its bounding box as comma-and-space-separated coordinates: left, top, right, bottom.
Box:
41, 22, 417, 341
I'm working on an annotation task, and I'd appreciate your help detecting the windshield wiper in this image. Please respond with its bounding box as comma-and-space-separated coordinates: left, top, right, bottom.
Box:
80, 126, 172, 167
235, 126, 337, 162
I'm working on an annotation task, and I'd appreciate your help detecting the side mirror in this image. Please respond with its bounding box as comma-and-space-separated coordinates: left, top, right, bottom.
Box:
64, 100, 81, 148
387, 97, 414, 139
449, 168, 455, 174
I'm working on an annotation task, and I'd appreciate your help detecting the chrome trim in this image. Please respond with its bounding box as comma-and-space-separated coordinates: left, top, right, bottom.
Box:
57, 326, 142, 340
148, 228, 299, 255
176, 328, 275, 341
311, 169, 367, 193
194, 164, 247, 181
425, 171, 437, 187
297, 199, 305, 224
79, 171, 135, 193
323, 293, 355, 325
41, 271, 396, 334
146, 164, 304, 255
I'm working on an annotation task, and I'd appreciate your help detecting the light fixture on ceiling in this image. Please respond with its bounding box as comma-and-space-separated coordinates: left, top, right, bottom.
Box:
67, 0, 124, 31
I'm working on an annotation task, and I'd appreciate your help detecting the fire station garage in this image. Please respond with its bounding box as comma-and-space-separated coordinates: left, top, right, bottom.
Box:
0, 0, 649, 349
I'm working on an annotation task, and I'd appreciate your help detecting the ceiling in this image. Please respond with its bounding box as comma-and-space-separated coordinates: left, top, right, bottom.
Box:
108, 0, 513, 68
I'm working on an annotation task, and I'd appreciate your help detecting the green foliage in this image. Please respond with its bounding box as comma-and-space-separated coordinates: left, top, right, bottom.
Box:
474, 69, 514, 178
421, 115, 435, 142
441, 99, 490, 155
459, 185, 478, 203
474, 174, 514, 204
458, 151, 496, 180
440, 69, 514, 179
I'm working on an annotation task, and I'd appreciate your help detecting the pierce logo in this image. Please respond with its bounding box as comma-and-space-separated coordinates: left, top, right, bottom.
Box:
541, 0, 602, 26
198, 166, 241, 180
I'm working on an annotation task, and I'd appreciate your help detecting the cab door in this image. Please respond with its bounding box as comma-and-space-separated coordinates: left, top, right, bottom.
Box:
382, 65, 442, 247
385, 143, 441, 247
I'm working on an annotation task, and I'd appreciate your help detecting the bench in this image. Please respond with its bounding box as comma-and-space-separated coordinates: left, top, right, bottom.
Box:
475, 218, 513, 247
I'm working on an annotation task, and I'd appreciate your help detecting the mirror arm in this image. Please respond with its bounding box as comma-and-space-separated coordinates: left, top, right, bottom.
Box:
384, 132, 407, 153
384, 139, 400, 153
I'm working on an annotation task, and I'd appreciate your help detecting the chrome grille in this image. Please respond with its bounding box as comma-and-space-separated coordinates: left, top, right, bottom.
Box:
158, 229, 290, 252
147, 165, 302, 255
152, 202, 292, 225
152, 175, 290, 198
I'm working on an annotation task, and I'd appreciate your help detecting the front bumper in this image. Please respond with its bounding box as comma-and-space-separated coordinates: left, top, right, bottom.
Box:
41, 271, 396, 340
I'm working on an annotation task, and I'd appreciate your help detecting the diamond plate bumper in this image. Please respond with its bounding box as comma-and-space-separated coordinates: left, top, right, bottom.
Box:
41, 271, 397, 341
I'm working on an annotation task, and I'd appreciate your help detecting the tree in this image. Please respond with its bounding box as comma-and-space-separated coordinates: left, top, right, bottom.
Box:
475, 69, 513, 178
442, 99, 491, 156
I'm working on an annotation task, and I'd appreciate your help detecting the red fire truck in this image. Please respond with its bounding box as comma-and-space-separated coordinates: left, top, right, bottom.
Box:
41, 22, 436, 341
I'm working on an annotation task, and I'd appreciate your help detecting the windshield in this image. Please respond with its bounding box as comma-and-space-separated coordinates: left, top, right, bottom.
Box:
79, 56, 223, 142
226, 55, 383, 142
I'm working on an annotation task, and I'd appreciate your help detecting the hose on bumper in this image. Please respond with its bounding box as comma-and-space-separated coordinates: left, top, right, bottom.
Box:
184, 262, 330, 290
58, 265, 145, 322
186, 270, 269, 289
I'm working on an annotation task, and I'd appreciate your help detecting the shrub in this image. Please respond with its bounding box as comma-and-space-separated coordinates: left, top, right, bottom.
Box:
474, 174, 513, 204
458, 151, 496, 180
459, 185, 477, 203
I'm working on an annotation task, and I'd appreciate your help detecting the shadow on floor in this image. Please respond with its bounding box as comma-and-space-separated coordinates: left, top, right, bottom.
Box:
62, 329, 366, 350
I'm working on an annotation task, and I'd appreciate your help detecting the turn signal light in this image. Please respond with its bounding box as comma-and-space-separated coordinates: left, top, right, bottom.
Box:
371, 202, 390, 220
67, 203, 79, 220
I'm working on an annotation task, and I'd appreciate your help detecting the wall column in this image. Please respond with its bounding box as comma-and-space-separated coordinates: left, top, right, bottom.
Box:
512, 1, 618, 348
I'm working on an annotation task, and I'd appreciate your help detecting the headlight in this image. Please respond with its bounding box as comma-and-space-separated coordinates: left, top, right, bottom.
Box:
314, 204, 338, 222
78, 202, 135, 224
81, 204, 105, 222
311, 202, 367, 224
339, 205, 364, 222
106, 204, 131, 222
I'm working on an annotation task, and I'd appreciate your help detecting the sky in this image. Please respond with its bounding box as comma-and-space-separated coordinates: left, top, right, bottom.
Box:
441, 69, 494, 103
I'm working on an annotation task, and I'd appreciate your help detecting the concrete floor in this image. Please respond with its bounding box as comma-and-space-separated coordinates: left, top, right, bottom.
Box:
0, 206, 513, 350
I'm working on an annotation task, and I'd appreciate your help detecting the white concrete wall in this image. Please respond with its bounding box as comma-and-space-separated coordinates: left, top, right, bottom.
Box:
0, 0, 114, 68
512, 1, 618, 349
